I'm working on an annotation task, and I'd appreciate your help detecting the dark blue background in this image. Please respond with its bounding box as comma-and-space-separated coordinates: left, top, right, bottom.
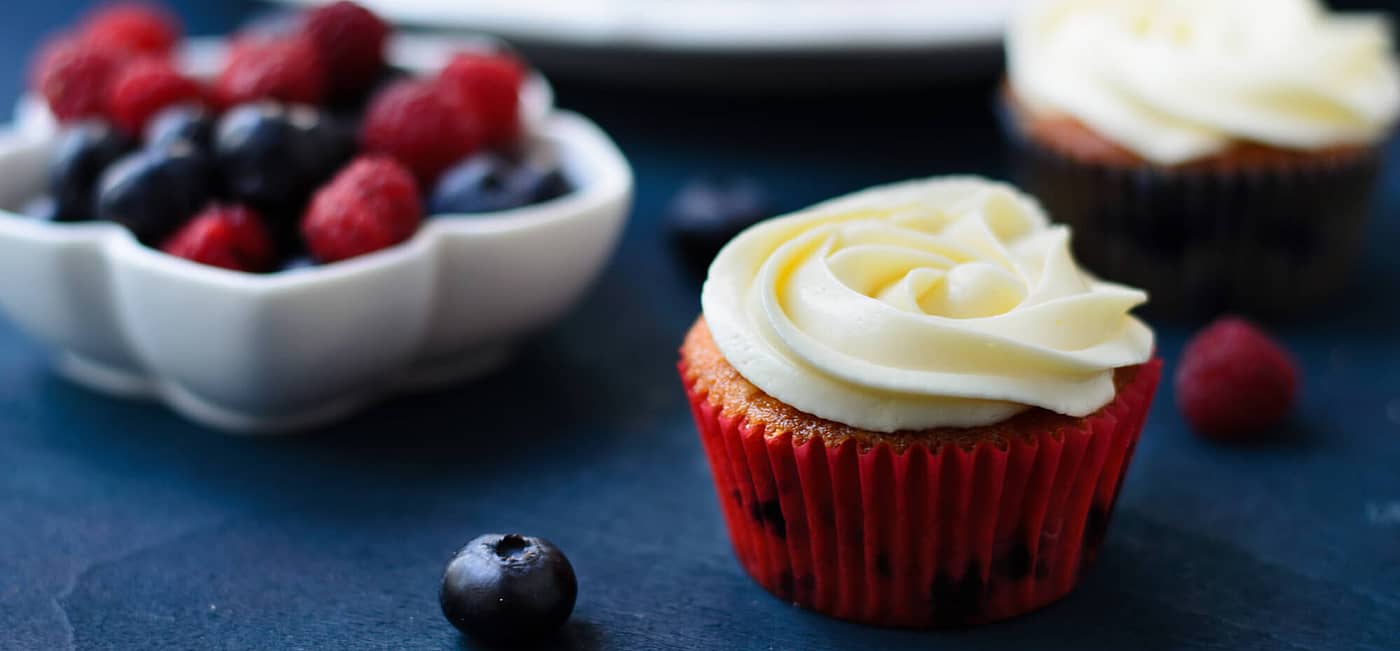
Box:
3, 2, 1399, 649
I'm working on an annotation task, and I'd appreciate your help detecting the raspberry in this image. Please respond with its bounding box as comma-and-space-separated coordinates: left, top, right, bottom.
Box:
361, 79, 482, 185
1175, 316, 1300, 439
80, 3, 180, 57
30, 36, 129, 122
107, 58, 204, 134
214, 36, 325, 108
161, 204, 277, 272
301, 1, 389, 96
301, 156, 422, 263
437, 52, 525, 149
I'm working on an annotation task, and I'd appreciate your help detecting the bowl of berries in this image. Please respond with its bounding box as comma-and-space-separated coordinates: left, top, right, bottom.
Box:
0, 2, 633, 433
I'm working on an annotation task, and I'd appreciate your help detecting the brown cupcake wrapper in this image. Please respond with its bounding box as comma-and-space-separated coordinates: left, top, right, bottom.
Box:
998, 103, 1384, 319
681, 359, 1162, 627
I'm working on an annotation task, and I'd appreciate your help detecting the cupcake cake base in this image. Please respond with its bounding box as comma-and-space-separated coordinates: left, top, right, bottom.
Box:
680, 319, 1161, 627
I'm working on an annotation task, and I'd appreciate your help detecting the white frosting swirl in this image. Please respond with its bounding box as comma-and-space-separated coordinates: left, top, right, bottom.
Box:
701, 177, 1153, 432
1008, 0, 1400, 164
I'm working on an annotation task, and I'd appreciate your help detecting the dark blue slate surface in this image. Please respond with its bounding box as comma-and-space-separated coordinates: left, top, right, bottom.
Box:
2, 2, 1399, 650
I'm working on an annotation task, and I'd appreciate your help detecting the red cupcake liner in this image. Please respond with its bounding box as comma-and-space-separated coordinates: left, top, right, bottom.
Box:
681, 359, 1161, 627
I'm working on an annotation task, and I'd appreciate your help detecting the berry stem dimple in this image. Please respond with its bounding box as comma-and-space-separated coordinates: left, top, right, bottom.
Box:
495, 534, 529, 559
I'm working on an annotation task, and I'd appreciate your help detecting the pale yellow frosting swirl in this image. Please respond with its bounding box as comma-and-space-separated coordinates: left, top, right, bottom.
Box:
701, 177, 1153, 432
1008, 0, 1400, 165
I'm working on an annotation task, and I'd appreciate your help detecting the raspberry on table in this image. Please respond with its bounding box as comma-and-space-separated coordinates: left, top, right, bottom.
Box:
161, 204, 276, 272
80, 3, 180, 57
301, 156, 422, 263
1175, 316, 1300, 439
437, 52, 525, 149
214, 36, 326, 108
301, 1, 389, 97
107, 58, 204, 135
31, 36, 130, 123
361, 79, 482, 185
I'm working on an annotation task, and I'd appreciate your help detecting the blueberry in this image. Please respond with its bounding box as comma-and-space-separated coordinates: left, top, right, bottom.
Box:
428, 153, 570, 216
440, 533, 577, 644
299, 110, 356, 184
666, 177, 772, 271
145, 104, 215, 151
21, 196, 61, 222
278, 255, 317, 272
214, 102, 353, 226
97, 143, 213, 243
328, 65, 408, 123
48, 120, 134, 222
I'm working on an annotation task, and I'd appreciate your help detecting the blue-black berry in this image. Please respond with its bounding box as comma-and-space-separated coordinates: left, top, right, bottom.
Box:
145, 103, 215, 152
96, 142, 212, 243
327, 65, 407, 125
666, 177, 772, 271
428, 152, 569, 215
214, 102, 352, 225
22, 196, 62, 222
440, 533, 577, 643
49, 120, 134, 222
278, 254, 318, 272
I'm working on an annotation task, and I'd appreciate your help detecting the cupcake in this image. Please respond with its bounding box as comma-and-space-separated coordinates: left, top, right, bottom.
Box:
678, 177, 1160, 627
1001, 0, 1400, 317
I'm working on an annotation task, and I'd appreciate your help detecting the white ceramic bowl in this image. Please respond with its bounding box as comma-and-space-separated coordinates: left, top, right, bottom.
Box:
0, 38, 632, 434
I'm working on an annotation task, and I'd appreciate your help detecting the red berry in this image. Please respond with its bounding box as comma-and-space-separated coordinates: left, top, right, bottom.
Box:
361, 79, 482, 185
107, 58, 203, 134
437, 52, 525, 149
31, 36, 129, 122
81, 3, 180, 57
301, 1, 389, 96
1175, 317, 1300, 439
301, 156, 422, 263
214, 36, 325, 108
161, 204, 277, 272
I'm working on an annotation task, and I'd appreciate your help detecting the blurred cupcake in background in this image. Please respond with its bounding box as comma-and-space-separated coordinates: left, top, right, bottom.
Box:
680, 177, 1160, 627
1001, 0, 1400, 317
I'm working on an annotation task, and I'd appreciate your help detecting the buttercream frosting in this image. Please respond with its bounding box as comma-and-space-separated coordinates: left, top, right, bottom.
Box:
701, 177, 1153, 432
1008, 0, 1400, 165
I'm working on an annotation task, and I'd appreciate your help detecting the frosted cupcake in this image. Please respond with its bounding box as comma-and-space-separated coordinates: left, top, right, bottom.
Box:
678, 177, 1160, 627
1002, 0, 1400, 316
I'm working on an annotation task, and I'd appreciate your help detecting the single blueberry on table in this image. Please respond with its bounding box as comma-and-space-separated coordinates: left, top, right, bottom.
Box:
214, 102, 353, 226
145, 104, 215, 152
440, 533, 578, 644
429, 152, 570, 215
666, 177, 772, 271
48, 120, 134, 222
96, 142, 213, 244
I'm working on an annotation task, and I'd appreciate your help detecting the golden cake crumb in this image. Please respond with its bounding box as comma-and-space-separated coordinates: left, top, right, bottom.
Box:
1001, 85, 1373, 171
680, 317, 1140, 453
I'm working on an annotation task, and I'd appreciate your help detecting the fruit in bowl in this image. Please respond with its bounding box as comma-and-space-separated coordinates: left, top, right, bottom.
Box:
0, 2, 632, 432
21, 1, 575, 272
